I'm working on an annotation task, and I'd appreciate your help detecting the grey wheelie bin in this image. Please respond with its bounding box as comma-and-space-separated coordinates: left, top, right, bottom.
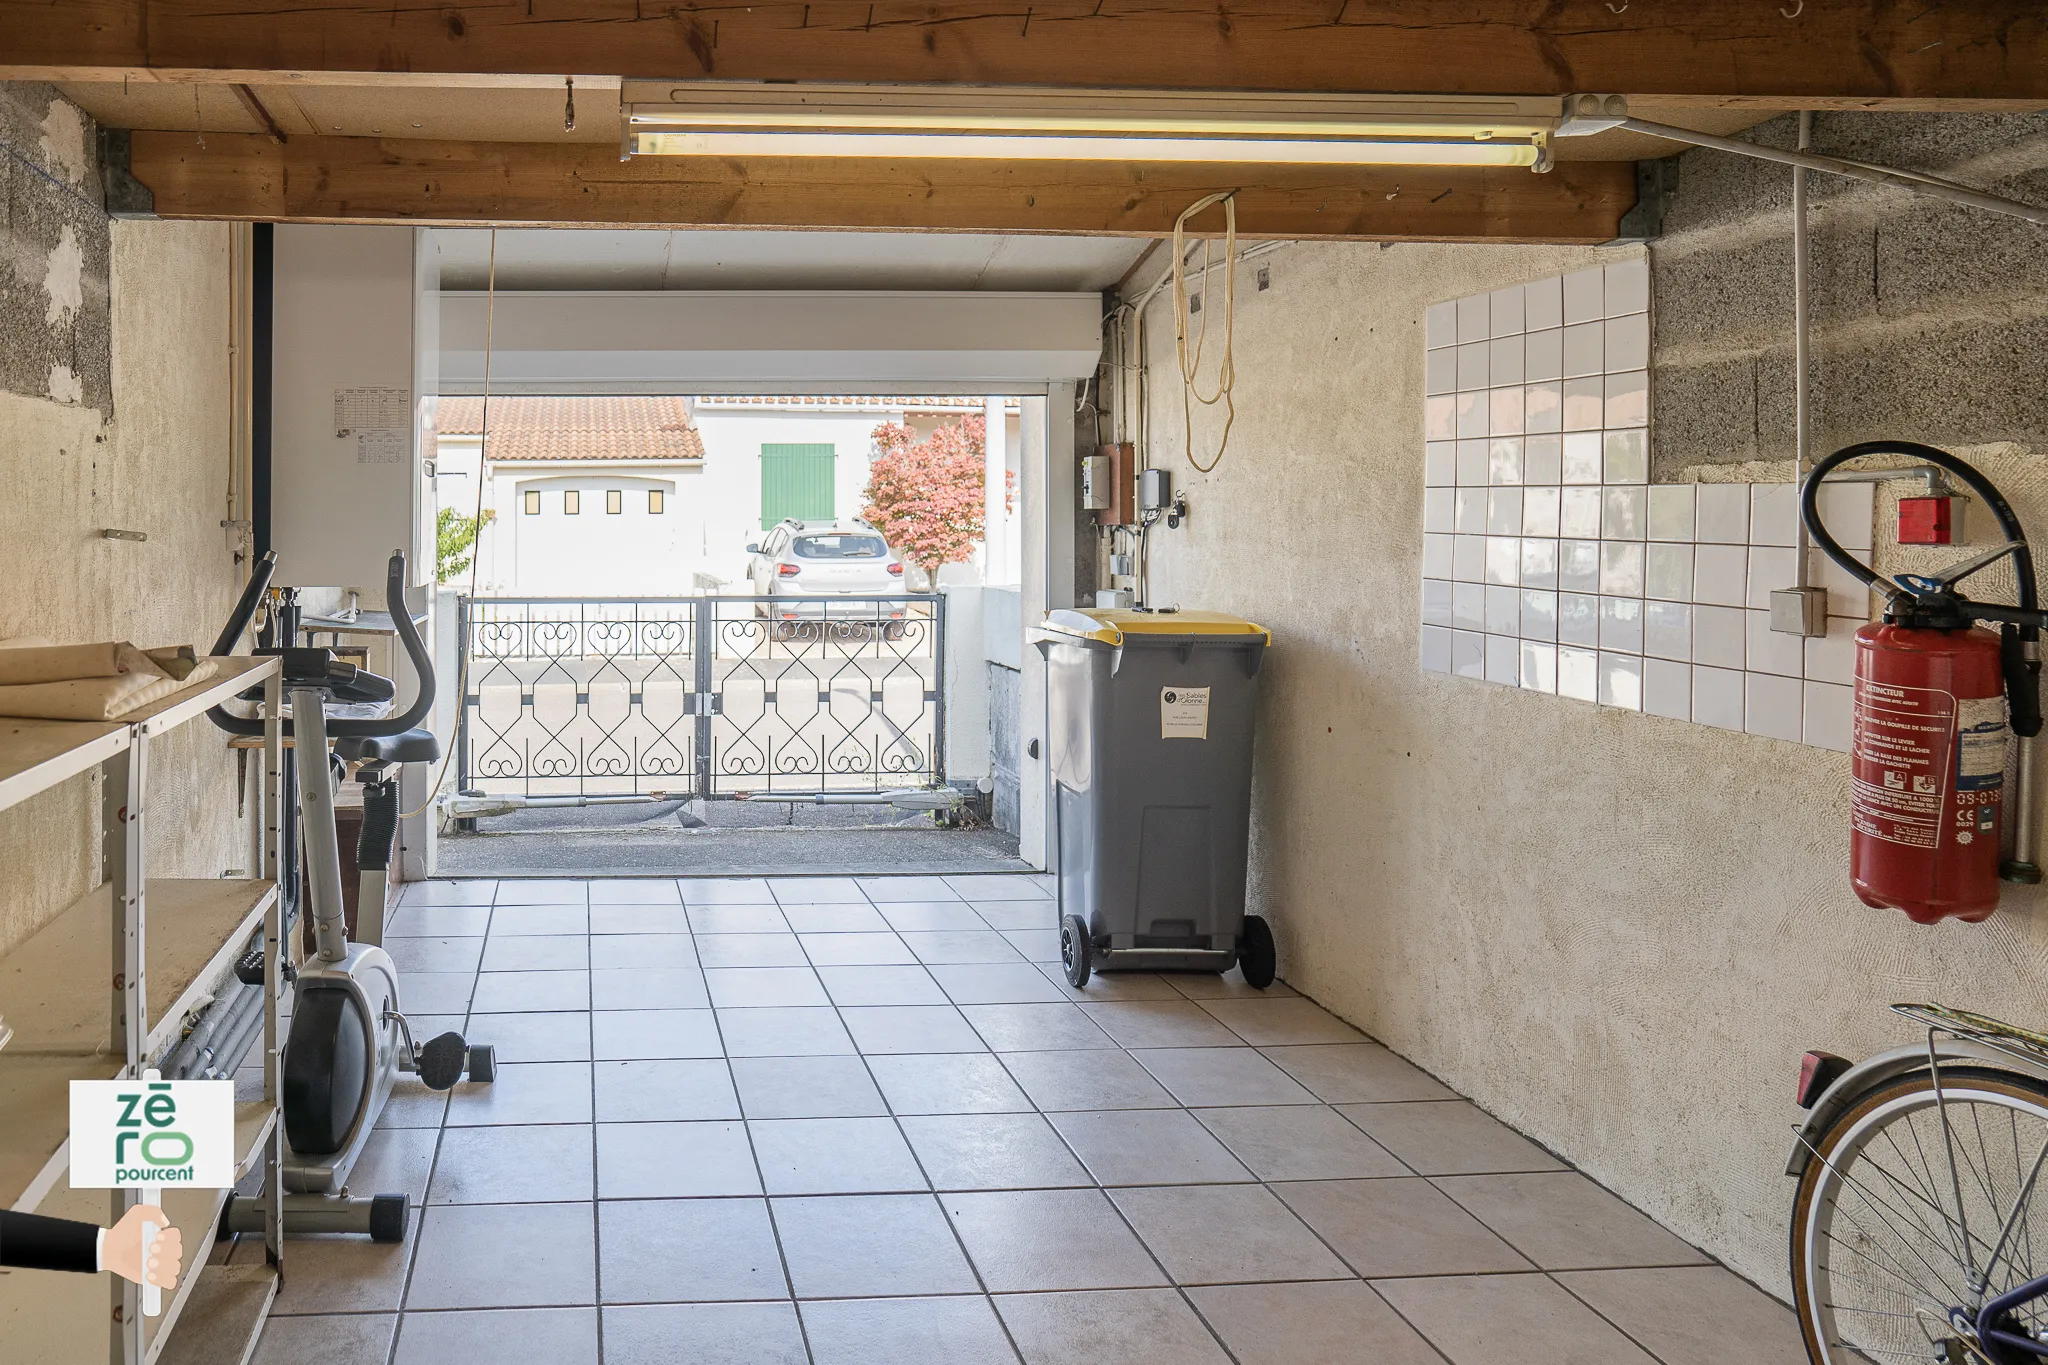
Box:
1036, 608, 1275, 989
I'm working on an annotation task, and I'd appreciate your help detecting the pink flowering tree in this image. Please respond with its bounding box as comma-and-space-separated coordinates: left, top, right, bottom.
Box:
862, 415, 1010, 579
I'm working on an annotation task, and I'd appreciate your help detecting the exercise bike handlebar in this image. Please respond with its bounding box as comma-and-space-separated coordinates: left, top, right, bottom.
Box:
207, 549, 437, 740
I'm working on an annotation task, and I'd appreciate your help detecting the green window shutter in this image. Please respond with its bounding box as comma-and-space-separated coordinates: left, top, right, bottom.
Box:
760, 443, 837, 530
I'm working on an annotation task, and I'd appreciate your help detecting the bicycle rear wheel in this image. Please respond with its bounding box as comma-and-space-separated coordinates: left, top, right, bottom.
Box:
1792, 1067, 2048, 1363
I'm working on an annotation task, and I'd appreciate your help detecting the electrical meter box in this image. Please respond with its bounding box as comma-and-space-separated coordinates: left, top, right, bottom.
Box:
270, 225, 439, 589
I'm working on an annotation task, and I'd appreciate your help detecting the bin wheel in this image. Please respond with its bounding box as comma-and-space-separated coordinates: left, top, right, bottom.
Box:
1238, 915, 1277, 989
1060, 914, 1093, 989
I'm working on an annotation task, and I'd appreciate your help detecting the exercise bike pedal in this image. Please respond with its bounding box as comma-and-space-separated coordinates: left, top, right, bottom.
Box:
415, 1031, 471, 1091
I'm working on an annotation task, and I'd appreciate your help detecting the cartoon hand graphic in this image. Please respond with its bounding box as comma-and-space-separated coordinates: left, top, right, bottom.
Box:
103, 1205, 181, 1291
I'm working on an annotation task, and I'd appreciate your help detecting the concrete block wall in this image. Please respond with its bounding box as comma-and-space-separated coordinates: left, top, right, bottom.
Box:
0, 83, 247, 956
1133, 110, 2048, 1297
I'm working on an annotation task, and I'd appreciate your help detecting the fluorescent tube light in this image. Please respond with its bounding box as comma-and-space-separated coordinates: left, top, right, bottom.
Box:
620, 83, 1568, 168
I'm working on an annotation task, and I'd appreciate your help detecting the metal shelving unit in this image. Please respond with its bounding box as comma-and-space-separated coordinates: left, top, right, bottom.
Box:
0, 656, 286, 1365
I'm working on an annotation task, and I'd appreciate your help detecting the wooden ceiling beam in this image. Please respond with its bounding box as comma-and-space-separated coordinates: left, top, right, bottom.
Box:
8, 1, 2047, 106
123, 132, 1639, 243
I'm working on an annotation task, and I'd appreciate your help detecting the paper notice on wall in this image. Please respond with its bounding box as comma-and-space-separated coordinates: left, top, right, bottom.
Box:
1160, 686, 1211, 739
356, 430, 407, 465
334, 386, 411, 437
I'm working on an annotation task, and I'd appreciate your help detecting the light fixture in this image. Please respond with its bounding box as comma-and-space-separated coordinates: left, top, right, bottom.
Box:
620, 83, 1600, 169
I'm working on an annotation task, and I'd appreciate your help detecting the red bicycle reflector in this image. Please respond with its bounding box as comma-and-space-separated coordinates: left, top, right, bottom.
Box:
1796, 1051, 1851, 1108
776, 563, 802, 576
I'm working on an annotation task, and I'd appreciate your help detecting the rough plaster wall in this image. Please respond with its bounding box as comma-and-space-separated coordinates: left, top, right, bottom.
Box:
0, 83, 244, 958
1135, 112, 2048, 1299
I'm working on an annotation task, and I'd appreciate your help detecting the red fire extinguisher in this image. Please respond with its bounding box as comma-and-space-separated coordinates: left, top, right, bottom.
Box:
1803, 441, 2044, 924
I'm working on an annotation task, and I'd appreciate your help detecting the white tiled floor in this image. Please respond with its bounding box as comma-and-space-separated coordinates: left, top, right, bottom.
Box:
228, 874, 1805, 1364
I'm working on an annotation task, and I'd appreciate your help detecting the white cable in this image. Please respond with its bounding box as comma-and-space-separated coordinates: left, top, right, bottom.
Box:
1171, 192, 1237, 475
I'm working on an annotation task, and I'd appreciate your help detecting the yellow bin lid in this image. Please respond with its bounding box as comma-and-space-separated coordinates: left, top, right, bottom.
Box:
1041, 608, 1270, 648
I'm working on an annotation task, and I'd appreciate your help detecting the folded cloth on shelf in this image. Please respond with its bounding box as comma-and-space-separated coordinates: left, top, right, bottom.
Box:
0, 641, 218, 721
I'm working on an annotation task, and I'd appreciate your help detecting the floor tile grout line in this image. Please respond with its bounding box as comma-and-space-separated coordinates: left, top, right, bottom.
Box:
1546, 1269, 1690, 1365
835, 884, 1030, 1365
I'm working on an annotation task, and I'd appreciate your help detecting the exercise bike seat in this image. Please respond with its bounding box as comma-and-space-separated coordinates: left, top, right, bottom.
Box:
334, 728, 441, 765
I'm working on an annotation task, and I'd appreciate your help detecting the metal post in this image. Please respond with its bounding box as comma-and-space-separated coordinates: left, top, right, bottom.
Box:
1793, 111, 1813, 589
931, 592, 948, 784
262, 670, 285, 1269
693, 596, 716, 803
455, 594, 471, 797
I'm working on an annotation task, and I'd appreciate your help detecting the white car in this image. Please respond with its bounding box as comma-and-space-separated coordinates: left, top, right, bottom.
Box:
745, 519, 909, 639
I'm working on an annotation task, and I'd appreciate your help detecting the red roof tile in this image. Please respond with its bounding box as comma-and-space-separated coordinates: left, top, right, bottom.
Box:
437, 396, 705, 462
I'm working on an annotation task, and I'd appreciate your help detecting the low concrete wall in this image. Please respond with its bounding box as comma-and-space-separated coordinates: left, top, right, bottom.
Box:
0, 84, 246, 954
1135, 111, 2048, 1295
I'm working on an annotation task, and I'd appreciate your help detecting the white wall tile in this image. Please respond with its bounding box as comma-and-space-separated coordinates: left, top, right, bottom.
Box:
1524, 434, 1563, 484
1601, 541, 1646, 596
1603, 430, 1648, 484
1490, 286, 1526, 337
1424, 534, 1455, 579
1693, 665, 1746, 730
1605, 371, 1649, 428
1421, 625, 1453, 673
1560, 487, 1603, 538
1558, 645, 1598, 701
1646, 542, 1694, 602
1455, 487, 1486, 534
1747, 545, 1799, 609
1457, 293, 1489, 344
1805, 617, 1860, 685
1749, 484, 1798, 547
1745, 609, 1805, 677
1804, 681, 1853, 752
1562, 431, 1603, 485
1453, 581, 1485, 630
1600, 596, 1645, 653
1457, 341, 1489, 392
1599, 653, 1644, 710
1746, 672, 1804, 742
1485, 536, 1521, 586
1520, 589, 1559, 641
1696, 484, 1750, 544
1605, 258, 1649, 316
1425, 487, 1455, 534
1647, 484, 1696, 541
1490, 387, 1526, 437
1817, 481, 1876, 551
1560, 538, 1601, 592
1487, 437, 1524, 484
1562, 376, 1605, 430
1426, 300, 1458, 348
1457, 391, 1487, 438
1603, 486, 1648, 540
1644, 601, 1691, 661
1692, 605, 1747, 669
1452, 630, 1485, 678
1520, 538, 1559, 590
1486, 584, 1521, 635
1453, 534, 1485, 583
1425, 441, 1455, 486
1526, 276, 1564, 332
1558, 592, 1600, 647
1563, 321, 1604, 378
1485, 633, 1520, 684
1525, 381, 1561, 433
1563, 267, 1604, 325
1693, 544, 1749, 607
1525, 328, 1563, 383
1519, 641, 1557, 692
1522, 486, 1561, 538
1422, 578, 1453, 626
1456, 438, 1488, 485
1427, 395, 1455, 442
1810, 548, 1874, 618
1604, 313, 1650, 371
1488, 487, 1524, 534
1643, 658, 1691, 720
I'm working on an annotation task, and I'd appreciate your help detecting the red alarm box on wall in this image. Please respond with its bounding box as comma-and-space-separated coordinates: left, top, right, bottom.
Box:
1899, 496, 1962, 545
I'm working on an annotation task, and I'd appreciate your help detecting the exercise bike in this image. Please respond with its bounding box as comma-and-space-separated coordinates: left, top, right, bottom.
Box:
211, 549, 491, 1243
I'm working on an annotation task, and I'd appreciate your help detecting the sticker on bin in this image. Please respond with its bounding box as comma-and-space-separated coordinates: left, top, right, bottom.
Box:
1160, 686, 1211, 739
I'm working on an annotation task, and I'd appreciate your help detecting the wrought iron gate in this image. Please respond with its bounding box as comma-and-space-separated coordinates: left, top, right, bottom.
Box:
456, 595, 946, 799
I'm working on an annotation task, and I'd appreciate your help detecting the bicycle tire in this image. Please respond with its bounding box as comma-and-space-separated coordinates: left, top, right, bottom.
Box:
1791, 1065, 2048, 1364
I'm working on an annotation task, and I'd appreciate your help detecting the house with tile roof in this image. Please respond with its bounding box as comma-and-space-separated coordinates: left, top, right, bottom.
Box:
434, 395, 1019, 594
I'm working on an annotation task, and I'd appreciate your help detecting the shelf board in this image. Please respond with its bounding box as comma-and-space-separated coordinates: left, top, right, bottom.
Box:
0, 1051, 124, 1212
151, 1262, 276, 1365
0, 878, 277, 1062
0, 717, 128, 816
130, 656, 279, 739
143, 1104, 277, 1365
